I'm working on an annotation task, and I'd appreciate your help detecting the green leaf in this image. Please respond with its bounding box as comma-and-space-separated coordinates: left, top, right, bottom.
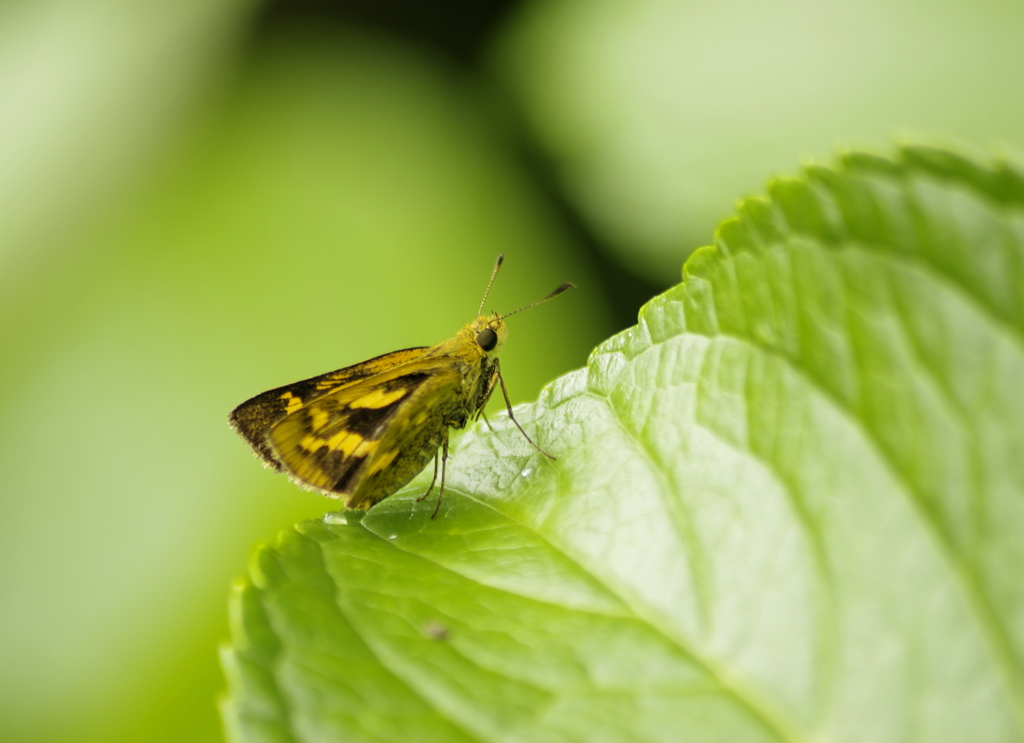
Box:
222, 145, 1024, 742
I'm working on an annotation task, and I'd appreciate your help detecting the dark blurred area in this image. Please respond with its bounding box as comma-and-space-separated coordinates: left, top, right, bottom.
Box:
255, 0, 516, 63
251, 0, 668, 330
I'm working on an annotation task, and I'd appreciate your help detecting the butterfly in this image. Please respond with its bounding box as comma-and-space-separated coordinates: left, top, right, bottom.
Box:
229, 255, 573, 517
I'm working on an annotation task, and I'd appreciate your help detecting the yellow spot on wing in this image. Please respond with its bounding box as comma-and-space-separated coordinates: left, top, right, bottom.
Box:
367, 448, 399, 475
350, 387, 407, 409
299, 434, 324, 451
310, 409, 329, 431
326, 430, 377, 457
280, 392, 303, 414
352, 437, 379, 458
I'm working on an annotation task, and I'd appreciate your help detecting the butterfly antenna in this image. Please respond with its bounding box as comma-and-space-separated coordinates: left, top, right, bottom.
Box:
500, 283, 575, 320
477, 254, 504, 316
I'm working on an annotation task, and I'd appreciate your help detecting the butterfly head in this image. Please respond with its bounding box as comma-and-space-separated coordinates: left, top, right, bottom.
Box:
469, 314, 508, 356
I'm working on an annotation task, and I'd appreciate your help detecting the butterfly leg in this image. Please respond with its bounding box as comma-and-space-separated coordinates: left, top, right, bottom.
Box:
478, 410, 494, 431
416, 450, 440, 504
430, 428, 450, 519
494, 359, 554, 459
474, 364, 499, 431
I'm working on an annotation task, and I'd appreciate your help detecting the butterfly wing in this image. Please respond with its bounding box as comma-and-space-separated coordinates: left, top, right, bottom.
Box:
265, 358, 464, 508
229, 347, 429, 471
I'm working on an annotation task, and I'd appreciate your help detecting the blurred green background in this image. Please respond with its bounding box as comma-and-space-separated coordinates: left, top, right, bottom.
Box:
1, 1, 1022, 741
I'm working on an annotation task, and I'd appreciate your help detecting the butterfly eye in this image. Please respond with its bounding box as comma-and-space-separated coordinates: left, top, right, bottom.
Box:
476, 328, 498, 352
